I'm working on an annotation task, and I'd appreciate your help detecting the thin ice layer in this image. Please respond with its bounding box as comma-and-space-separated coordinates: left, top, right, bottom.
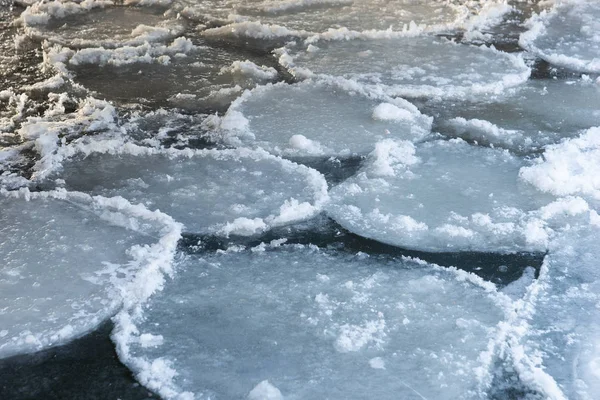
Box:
512, 223, 600, 399
214, 80, 432, 157
22, 6, 183, 48
520, 1, 600, 73
67, 41, 277, 110
0, 189, 180, 359
280, 36, 530, 98
55, 145, 328, 235
327, 138, 554, 253
117, 246, 505, 400
430, 78, 600, 152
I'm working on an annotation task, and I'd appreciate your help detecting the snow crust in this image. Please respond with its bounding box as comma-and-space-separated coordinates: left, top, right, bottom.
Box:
519, 127, 600, 200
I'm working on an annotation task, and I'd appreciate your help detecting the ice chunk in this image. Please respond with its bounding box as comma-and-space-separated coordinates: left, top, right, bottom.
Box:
519, 127, 600, 201
520, 1, 600, 73
116, 246, 506, 400
0, 189, 181, 359
429, 79, 600, 152
66, 41, 277, 110
280, 36, 530, 99
23, 6, 183, 48
214, 80, 432, 157
327, 138, 555, 253
248, 380, 283, 400
53, 144, 328, 235
18, 0, 112, 26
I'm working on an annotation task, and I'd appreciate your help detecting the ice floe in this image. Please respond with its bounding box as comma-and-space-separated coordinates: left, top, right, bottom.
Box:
210, 80, 432, 157
21, 5, 183, 49
185, 0, 511, 37
280, 36, 530, 99
429, 78, 600, 152
51, 144, 328, 235
56, 40, 278, 110
0, 188, 181, 359
115, 245, 507, 399
327, 138, 559, 253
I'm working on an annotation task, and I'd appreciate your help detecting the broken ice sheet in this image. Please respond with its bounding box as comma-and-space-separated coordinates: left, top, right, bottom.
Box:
520, 0, 600, 73
212, 80, 432, 157
425, 78, 600, 152
117, 246, 506, 400
327, 138, 556, 253
54, 145, 328, 236
280, 35, 530, 99
0, 189, 177, 359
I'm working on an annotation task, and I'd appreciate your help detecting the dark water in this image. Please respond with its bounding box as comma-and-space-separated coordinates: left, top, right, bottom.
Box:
0, 322, 153, 400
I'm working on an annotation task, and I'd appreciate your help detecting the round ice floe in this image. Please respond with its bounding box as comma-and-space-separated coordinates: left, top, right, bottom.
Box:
22, 5, 183, 48
327, 138, 555, 253
194, 0, 510, 36
280, 36, 530, 99
0, 189, 180, 359
214, 81, 432, 157
65, 40, 278, 110
117, 246, 506, 400
519, 127, 600, 201
430, 78, 600, 152
55, 145, 328, 235
520, 1, 600, 73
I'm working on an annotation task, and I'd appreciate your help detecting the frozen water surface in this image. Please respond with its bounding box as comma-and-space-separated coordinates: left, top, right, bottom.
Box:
0, 190, 158, 359
327, 138, 554, 253
281, 36, 530, 98
118, 246, 506, 400
55, 146, 328, 235
520, 1, 600, 73
428, 78, 600, 152
215, 80, 432, 157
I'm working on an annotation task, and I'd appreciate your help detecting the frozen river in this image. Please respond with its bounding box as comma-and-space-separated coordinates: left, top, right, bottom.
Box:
1, 0, 600, 399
